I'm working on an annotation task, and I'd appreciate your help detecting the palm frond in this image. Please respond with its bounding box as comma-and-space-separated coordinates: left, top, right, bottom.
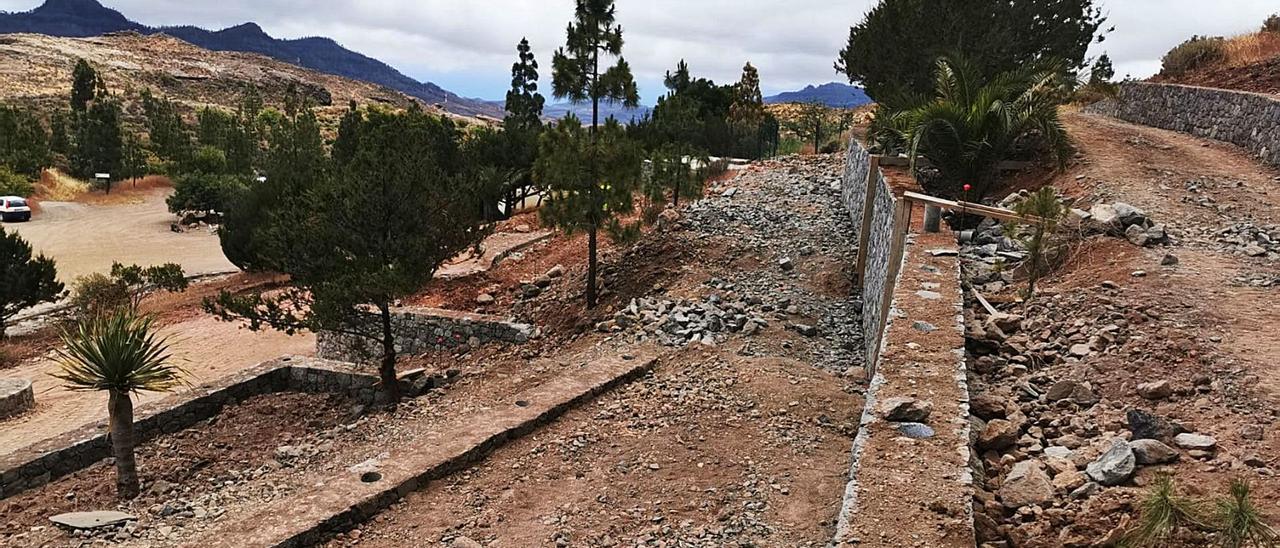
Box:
51, 309, 187, 394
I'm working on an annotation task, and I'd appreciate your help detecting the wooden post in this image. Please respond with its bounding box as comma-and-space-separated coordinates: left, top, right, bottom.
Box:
854, 155, 881, 288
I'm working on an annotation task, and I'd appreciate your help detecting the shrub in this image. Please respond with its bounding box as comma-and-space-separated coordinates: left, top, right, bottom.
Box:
1264, 14, 1280, 34
1161, 36, 1226, 77
69, 262, 188, 321
0, 165, 33, 197
167, 172, 248, 216
70, 273, 132, 321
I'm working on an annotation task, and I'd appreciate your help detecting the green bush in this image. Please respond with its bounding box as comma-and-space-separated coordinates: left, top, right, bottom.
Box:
70, 273, 133, 321
70, 263, 188, 320
0, 165, 33, 197
1161, 36, 1226, 77
167, 172, 248, 216
1264, 14, 1280, 33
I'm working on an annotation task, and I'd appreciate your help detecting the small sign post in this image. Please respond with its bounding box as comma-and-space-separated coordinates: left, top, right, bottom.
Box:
94, 173, 112, 195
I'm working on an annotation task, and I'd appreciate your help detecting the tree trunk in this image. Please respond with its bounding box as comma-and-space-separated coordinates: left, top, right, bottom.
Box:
586, 225, 599, 308
108, 389, 140, 499
377, 304, 401, 403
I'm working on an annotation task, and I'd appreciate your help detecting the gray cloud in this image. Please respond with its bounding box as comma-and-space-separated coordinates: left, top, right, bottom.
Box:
1, 0, 1276, 101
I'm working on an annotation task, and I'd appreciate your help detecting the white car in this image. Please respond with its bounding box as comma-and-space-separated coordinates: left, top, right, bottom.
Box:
0, 196, 32, 222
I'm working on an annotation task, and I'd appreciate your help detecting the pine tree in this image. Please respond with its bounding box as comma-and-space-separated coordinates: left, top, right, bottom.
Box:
1089, 53, 1115, 86
495, 38, 546, 217
0, 105, 50, 178
506, 38, 545, 132
664, 59, 692, 95
141, 89, 192, 168
72, 98, 123, 188
0, 226, 64, 338
728, 62, 766, 158
207, 105, 488, 403
546, 0, 641, 308
120, 133, 147, 185
50, 110, 71, 156
70, 59, 97, 113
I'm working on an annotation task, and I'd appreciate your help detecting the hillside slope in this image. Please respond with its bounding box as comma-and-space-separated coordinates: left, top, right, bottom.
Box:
0, 31, 449, 127
0, 0, 502, 117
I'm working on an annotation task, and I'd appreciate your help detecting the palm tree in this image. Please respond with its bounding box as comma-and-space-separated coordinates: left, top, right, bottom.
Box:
51, 309, 185, 499
872, 55, 1073, 204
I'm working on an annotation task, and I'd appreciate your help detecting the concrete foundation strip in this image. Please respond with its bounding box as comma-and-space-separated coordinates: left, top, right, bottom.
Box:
187, 353, 657, 548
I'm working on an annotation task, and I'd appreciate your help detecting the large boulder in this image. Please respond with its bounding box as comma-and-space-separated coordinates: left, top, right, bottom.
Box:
1086, 439, 1137, 486
1000, 460, 1055, 508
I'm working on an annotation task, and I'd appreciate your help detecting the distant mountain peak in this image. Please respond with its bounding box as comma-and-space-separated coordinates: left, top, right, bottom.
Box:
31, 0, 127, 21
218, 22, 270, 39
764, 82, 871, 108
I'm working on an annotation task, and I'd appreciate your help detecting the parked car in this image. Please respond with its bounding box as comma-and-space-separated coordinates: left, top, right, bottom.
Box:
0, 196, 32, 222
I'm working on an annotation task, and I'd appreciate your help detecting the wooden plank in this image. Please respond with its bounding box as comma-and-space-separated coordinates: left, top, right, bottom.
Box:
901, 191, 1040, 224
972, 288, 1000, 317
854, 155, 881, 288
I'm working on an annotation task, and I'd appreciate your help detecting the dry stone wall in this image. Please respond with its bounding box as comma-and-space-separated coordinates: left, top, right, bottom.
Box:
1092, 82, 1280, 166
841, 141, 898, 362
316, 307, 534, 363
0, 357, 377, 500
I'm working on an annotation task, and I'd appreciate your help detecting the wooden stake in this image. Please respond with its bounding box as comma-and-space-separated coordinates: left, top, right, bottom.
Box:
854, 155, 881, 288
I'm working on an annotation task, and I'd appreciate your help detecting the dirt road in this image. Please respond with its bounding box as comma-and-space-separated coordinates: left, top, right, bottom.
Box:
2, 189, 235, 283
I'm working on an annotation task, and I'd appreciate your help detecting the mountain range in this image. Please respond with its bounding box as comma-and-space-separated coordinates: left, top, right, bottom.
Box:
764, 83, 871, 108
0, 0, 503, 117
0, 0, 869, 121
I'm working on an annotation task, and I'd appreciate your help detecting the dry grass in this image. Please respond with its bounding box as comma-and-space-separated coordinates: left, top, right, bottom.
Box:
32, 170, 173, 206
1223, 31, 1280, 67
33, 168, 89, 201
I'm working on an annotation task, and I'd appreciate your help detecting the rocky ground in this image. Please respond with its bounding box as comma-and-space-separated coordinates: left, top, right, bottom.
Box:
964, 110, 1280, 547
334, 155, 868, 548
0, 155, 869, 546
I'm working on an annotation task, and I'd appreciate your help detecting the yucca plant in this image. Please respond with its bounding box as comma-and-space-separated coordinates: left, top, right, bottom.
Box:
1213, 479, 1278, 548
875, 55, 1073, 205
51, 309, 185, 499
1123, 473, 1210, 547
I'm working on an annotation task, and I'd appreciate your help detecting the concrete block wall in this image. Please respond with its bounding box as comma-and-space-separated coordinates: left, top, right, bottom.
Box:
1090, 82, 1280, 166
0, 356, 377, 500
316, 307, 534, 363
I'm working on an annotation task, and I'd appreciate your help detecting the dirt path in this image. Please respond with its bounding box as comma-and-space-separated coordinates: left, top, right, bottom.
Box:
4, 189, 235, 283
0, 317, 313, 454
1062, 109, 1280, 403
966, 110, 1280, 545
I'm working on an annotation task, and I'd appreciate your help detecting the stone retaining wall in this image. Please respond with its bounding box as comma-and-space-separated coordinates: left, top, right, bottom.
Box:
1090, 82, 1280, 166
0, 357, 376, 500
841, 141, 898, 363
315, 307, 534, 363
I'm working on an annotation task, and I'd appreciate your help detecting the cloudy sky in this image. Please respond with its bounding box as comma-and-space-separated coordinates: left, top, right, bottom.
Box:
2, 0, 1278, 102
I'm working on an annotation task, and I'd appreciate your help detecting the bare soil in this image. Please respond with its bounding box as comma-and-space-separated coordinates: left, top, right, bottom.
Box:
975, 110, 1280, 545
